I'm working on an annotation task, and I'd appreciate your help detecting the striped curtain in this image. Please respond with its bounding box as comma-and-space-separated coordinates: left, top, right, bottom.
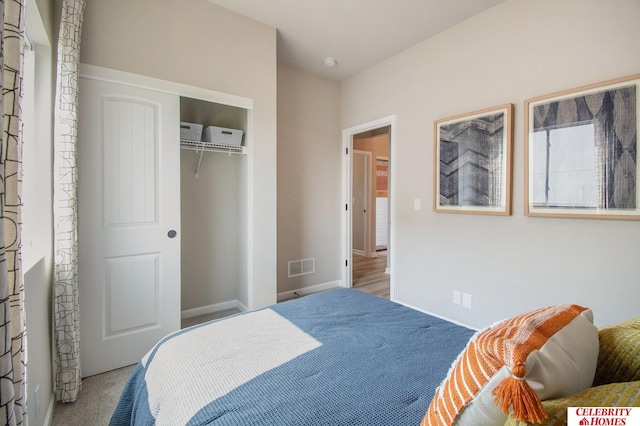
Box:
53, 0, 86, 403
0, 0, 26, 424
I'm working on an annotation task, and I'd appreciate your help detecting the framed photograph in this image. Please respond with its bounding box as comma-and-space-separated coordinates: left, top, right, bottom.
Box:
525, 74, 640, 220
434, 104, 513, 215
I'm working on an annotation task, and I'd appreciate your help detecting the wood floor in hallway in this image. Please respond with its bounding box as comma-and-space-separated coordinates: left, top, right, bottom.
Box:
352, 250, 390, 299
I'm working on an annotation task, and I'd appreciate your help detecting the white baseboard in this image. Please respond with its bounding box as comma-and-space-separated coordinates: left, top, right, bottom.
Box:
395, 300, 479, 331
181, 299, 247, 319
277, 280, 343, 303
182, 282, 346, 316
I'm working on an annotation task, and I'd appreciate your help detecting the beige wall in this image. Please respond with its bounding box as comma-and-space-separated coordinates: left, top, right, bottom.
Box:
80, 0, 278, 308
341, 0, 640, 328
277, 64, 341, 293
81, 0, 274, 101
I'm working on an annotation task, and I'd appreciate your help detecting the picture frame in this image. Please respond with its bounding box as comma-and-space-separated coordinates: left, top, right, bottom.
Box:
525, 74, 640, 220
434, 104, 513, 215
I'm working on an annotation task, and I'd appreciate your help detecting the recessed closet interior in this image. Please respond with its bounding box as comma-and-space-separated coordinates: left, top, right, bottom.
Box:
179, 97, 249, 314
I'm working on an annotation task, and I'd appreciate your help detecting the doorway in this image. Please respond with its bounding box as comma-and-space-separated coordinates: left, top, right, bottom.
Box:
342, 116, 395, 300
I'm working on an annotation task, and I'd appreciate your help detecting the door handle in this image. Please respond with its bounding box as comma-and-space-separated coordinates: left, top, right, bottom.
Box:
167, 230, 177, 238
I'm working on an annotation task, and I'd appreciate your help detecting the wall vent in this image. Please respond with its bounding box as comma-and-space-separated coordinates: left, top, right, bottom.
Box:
288, 257, 315, 278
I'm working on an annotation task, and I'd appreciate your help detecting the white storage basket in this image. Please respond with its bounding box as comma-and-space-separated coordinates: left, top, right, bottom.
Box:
180, 122, 203, 141
203, 126, 243, 147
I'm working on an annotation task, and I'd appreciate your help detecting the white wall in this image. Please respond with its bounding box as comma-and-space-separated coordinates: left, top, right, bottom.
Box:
341, 0, 640, 328
24, 259, 54, 426
23, 0, 56, 424
277, 65, 342, 294
80, 0, 278, 308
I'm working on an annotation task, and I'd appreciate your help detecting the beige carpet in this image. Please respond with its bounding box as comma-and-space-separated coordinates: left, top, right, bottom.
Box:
52, 308, 240, 425
52, 364, 136, 426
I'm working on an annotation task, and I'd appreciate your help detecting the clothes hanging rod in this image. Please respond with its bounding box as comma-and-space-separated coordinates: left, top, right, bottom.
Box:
180, 139, 246, 178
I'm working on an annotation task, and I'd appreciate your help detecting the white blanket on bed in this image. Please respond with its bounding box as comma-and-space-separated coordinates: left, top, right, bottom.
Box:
142, 309, 322, 425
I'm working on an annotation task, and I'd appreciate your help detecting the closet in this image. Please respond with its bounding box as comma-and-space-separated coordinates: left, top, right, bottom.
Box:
78, 65, 252, 376
179, 97, 248, 316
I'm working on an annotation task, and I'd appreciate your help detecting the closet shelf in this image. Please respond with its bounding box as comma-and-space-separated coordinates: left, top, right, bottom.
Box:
181, 139, 246, 178
180, 139, 246, 155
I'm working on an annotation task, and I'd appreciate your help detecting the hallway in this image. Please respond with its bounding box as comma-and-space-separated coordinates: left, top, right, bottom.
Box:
352, 250, 390, 299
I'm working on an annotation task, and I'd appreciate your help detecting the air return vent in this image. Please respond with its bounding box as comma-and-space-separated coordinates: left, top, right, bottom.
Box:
288, 257, 315, 278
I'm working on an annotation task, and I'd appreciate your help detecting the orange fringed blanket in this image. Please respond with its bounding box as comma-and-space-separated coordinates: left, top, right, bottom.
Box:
423, 304, 591, 426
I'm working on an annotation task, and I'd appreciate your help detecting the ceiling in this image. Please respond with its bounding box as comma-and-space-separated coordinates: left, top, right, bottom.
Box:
205, 0, 505, 82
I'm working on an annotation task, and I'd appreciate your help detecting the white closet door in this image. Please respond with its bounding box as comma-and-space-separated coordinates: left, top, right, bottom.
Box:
78, 77, 181, 376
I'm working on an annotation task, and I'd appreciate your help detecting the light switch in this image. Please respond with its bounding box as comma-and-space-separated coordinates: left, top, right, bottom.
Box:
414, 198, 421, 210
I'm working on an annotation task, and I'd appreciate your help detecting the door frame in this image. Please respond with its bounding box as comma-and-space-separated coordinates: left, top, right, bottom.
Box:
341, 115, 396, 299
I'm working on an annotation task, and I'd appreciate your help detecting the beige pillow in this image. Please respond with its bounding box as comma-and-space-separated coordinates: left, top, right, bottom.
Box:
423, 305, 598, 426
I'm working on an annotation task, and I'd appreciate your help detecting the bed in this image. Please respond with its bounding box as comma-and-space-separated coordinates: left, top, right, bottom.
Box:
110, 288, 475, 425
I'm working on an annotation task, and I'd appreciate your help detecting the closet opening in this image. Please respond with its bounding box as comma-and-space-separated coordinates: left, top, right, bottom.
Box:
179, 97, 249, 326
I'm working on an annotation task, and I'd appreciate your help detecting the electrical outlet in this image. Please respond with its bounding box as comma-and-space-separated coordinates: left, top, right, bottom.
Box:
462, 293, 472, 309
452, 290, 461, 305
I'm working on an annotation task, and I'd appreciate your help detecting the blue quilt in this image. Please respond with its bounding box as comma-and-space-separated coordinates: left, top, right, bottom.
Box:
110, 288, 474, 425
